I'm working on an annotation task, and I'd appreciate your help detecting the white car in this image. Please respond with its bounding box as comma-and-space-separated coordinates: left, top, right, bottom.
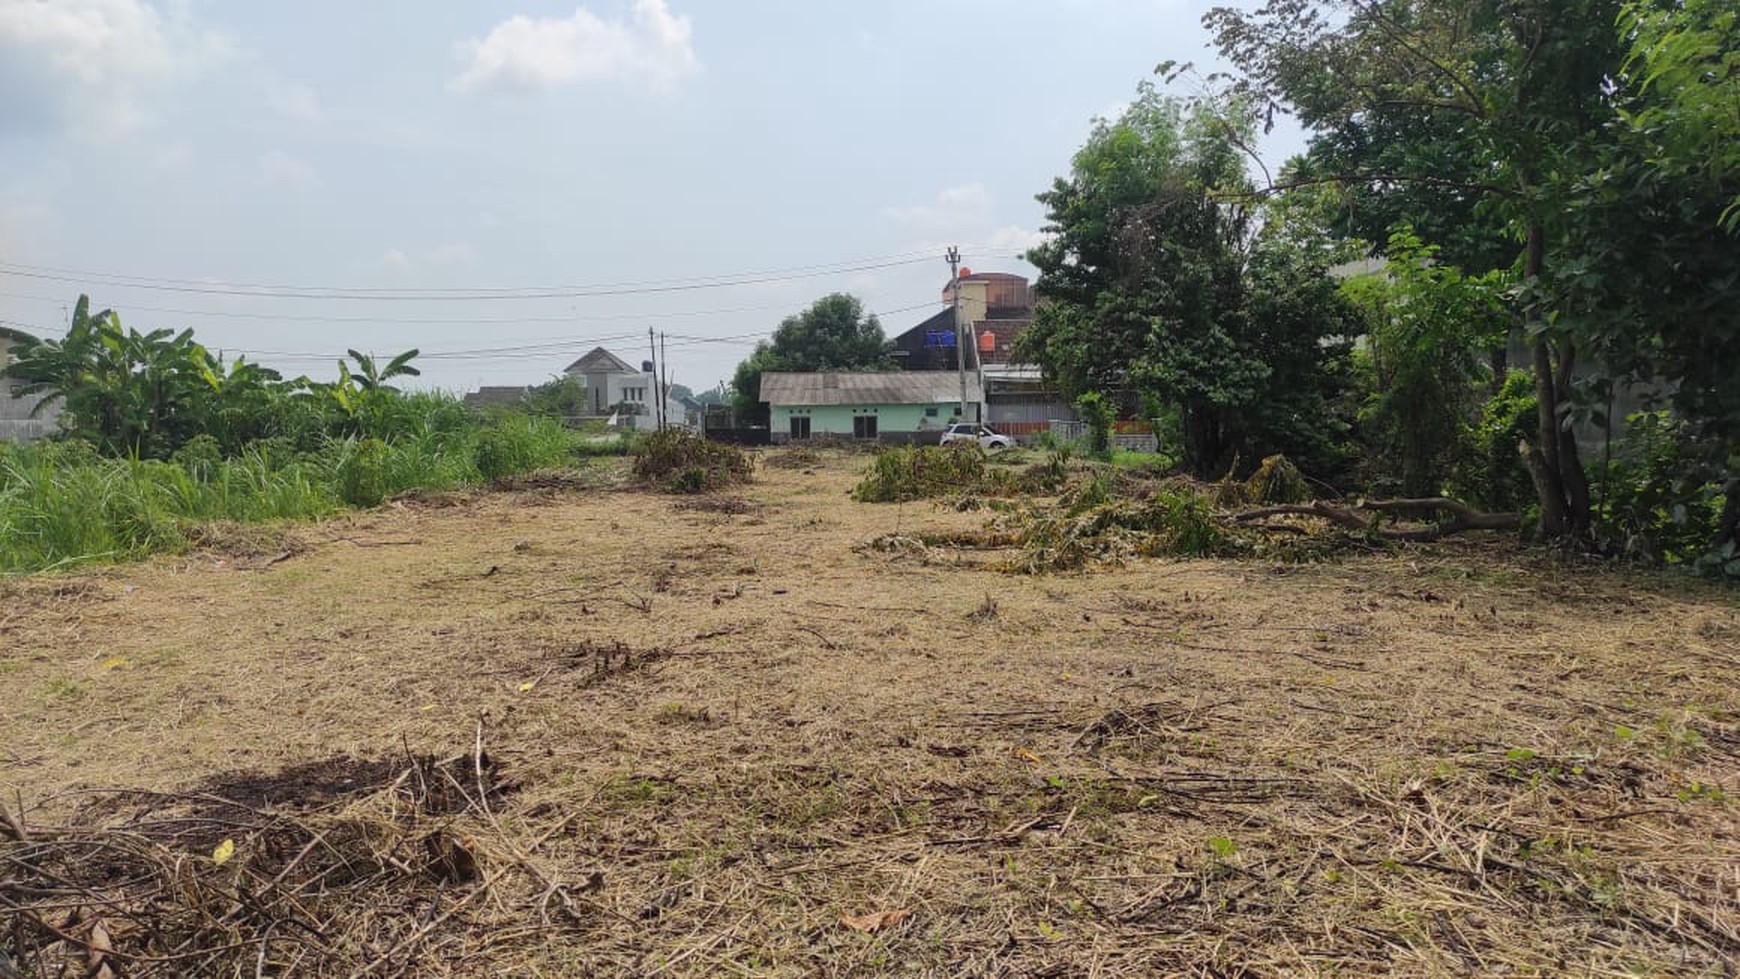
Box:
940, 423, 1015, 451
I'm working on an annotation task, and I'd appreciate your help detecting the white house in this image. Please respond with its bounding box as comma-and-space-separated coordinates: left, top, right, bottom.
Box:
1, 326, 62, 443
561, 346, 690, 431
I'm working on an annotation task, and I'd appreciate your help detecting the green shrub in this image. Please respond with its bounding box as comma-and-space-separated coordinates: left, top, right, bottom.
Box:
473, 414, 575, 481
1596, 411, 1725, 565
171, 434, 224, 480
0, 442, 340, 573
1452, 369, 1537, 513
0, 408, 601, 575
336, 437, 390, 507
1075, 391, 1116, 457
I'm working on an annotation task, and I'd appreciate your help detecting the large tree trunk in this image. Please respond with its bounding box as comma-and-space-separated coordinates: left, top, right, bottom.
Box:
1717, 478, 1740, 552
1523, 221, 1589, 541
1529, 344, 1568, 538
1181, 400, 1222, 478
1552, 338, 1592, 535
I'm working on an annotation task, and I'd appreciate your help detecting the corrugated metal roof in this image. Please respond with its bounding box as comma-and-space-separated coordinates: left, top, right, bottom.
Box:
760, 371, 982, 406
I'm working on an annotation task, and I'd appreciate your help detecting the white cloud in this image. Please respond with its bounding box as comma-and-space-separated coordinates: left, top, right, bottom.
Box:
268, 82, 322, 122
376, 242, 481, 271
427, 242, 479, 266
985, 225, 1048, 253
0, 0, 232, 135
885, 185, 1046, 261
882, 183, 993, 227
257, 149, 317, 189
1096, 98, 1132, 124
153, 141, 193, 169
0, 189, 56, 253
450, 0, 700, 96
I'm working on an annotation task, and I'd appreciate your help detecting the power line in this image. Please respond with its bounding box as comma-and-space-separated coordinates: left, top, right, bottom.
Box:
0, 290, 837, 327
0, 249, 1028, 302
0, 245, 1030, 297
0, 297, 945, 367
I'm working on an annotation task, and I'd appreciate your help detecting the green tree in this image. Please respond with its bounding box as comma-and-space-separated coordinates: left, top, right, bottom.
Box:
1620, 0, 1739, 232
4, 296, 222, 457
1018, 87, 1358, 476
523, 375, 586, 420
1206, 0, 1629, 538
1557, 0, 1740, 557
729, 293, 891, 422
1343, 229, 1512, 497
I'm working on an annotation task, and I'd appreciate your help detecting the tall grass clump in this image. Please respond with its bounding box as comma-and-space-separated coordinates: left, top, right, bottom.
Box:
0, 408, 590, 574
0, 442, 340, 573
474, 413, 580, 481
0, 305, 613, 572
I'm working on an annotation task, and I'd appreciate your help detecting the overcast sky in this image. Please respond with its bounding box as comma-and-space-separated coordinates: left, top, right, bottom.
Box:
0, 0, 1303, 393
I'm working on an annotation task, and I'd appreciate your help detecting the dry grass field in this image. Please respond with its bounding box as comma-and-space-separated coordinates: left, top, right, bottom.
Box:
2, 448, 1737, 976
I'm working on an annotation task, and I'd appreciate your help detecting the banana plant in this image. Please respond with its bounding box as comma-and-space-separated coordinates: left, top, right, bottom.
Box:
344, 349, 420, 393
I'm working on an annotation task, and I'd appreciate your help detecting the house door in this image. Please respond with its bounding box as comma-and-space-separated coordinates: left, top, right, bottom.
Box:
853, 415, 878, 439
789, 416, 811, 440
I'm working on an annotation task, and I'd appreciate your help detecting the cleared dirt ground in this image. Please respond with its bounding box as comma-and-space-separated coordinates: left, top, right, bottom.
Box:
3, 449, 1737, 976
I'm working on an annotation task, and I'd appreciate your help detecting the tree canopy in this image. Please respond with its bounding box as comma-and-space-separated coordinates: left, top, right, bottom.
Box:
2, 295, 426, 458
1018, 86, 1360, 476
1207, 0, 1737, 549
729, 293, 892, 422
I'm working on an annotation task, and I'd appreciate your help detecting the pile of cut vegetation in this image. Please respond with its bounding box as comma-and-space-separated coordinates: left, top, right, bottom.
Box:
860, 453, 1520, 573
852, 443, 1075, 502
0, 748, 533, 977
631, 429, 754, 493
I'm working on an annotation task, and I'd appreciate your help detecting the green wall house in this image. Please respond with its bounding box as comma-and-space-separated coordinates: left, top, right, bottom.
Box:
760, 372, 985, 444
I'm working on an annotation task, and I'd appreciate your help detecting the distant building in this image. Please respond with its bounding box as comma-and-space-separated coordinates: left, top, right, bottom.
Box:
761, 371, 982, 444
559, 346, 690, 430
1, 326, 62, 443
885, 271, 1076, 437
891, 271, 1035, 371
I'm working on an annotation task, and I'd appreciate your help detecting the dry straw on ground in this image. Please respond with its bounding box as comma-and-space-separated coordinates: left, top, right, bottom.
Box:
2, 448, 1736, 975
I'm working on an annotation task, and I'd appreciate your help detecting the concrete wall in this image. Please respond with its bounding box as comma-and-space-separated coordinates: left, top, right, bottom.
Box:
771, 401, 964, 443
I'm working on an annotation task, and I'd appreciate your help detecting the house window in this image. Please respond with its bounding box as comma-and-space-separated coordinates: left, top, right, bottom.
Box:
924, 406, 939, 417
789, 416, 811, 440
853, 415, 878, 439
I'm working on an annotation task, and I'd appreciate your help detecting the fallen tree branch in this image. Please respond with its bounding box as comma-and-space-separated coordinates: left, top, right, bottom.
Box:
1233, 497, 1522, 542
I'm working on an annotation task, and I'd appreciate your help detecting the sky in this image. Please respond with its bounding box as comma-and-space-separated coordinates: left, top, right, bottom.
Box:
0, 0, 1305, 394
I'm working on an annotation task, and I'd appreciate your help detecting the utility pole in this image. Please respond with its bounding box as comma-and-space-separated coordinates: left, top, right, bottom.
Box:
659, 331, 671, 431
648, 327, 662, 431
946, 246, 967, 424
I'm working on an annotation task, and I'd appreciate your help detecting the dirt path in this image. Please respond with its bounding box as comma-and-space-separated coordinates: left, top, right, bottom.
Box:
3, 451, 1736, 975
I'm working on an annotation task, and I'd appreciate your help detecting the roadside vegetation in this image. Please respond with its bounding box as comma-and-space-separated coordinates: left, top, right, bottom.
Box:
991, 0, 1738, 578
0, 298, 595, 573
